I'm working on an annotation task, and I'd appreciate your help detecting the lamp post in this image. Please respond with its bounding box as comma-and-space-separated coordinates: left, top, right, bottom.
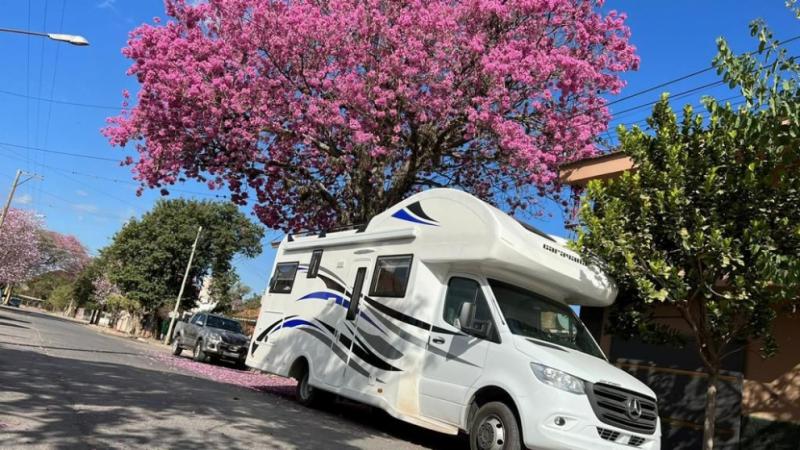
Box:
0, 27, 89, 46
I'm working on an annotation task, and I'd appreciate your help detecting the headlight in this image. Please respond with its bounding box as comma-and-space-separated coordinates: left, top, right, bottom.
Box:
530, 363, 585, 395
208, 334, 222, 343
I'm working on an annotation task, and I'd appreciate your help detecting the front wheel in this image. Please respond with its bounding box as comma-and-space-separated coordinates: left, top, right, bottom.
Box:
172, 336, 183, 356
193, 340, 207, 362
469, 401, 522, 450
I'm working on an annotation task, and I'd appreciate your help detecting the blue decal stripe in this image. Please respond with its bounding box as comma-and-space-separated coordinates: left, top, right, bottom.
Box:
298, 291, 350, 308
281, 318, 321, 331
391, 209, 439, 226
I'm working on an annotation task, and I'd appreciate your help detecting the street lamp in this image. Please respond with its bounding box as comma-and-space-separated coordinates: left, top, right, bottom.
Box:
0, 27, 89, 46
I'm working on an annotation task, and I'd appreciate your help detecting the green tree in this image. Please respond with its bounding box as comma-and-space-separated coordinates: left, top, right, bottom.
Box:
574, 21, 800, 450
209, 270, 251, 314
102, 199, 263, 324
22, 271, 73, 302
70, 257, 105, 315
48, 284, 74, 312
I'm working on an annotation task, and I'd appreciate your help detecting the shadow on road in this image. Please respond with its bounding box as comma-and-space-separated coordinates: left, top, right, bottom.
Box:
0, 321, 29, 329
0, 344, 463, 449
0, 306, 85, 325
0, 314, 31, 324
0, 341, 144, 356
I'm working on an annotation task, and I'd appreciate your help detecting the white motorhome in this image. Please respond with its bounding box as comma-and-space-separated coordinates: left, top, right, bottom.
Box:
247, 188, 661, 450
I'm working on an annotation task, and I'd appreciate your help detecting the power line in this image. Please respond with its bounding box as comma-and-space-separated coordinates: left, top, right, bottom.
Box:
0, 144, 227, 199
0, 141, 122, 162
0, 88, 122, 111
605, 34, 800, 109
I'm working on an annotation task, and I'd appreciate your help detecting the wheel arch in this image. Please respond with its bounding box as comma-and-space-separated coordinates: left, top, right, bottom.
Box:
288, 355, 310, 381
465, 385, 523, 438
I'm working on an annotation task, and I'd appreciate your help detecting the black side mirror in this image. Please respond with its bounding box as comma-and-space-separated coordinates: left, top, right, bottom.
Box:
458, 302, 492, 340
458, 302, 475, 329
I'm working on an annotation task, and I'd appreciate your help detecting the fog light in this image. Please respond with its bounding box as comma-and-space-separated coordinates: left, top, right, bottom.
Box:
554, 417, 566, 426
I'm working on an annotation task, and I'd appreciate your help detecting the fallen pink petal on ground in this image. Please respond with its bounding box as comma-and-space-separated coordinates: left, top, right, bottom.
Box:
152, 352, 296, 396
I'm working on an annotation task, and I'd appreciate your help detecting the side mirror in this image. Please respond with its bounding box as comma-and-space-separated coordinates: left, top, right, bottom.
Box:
458, 302, 492, 340
458, 302, 475, 329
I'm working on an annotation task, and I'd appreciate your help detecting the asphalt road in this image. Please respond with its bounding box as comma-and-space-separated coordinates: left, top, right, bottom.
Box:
0, 306, 463, 449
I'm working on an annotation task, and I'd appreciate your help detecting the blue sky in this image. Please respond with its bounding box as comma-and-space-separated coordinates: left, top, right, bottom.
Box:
1, 1, 797, 295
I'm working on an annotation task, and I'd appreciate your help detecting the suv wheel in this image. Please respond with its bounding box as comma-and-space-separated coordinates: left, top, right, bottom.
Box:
193, 339, 207, 362
469, 401, 521, 450
172, 336, 183, 356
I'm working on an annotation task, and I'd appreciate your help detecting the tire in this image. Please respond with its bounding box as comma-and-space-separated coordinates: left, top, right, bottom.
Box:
469, 401, 522, 450
172, 335, 183, 356
295, 366, 318, 407
193, 339, 207, 362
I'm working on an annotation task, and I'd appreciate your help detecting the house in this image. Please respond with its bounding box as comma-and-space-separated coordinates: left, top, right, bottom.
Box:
560, 153, 800, 449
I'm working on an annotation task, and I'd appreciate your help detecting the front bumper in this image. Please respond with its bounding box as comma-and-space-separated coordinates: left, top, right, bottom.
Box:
203, 341, 247, 361
518, 385, 661, 450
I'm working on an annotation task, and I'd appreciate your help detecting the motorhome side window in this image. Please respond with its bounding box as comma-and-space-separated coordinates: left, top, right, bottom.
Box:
443, 277, 493, 331
369, 255, 412, 298
270, 262, 299, 294
307, 249, 323, 278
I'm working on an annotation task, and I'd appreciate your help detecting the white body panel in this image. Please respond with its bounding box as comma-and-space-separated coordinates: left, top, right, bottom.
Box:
247, 189, 661, 449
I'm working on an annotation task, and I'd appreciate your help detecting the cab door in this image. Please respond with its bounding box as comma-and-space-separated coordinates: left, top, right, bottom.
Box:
420, 275, 498, 426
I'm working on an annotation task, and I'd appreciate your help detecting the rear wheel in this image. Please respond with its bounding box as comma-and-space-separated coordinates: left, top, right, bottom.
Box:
469, 401, 521, 450
295, 367, 318, 406
171, 336, 183, 356
193, 339, 207, 362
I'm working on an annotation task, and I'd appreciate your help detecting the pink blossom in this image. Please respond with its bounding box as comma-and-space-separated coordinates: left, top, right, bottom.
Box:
0, 209, 42, 284
153, 352, 296, 396
104, 0, 638, 230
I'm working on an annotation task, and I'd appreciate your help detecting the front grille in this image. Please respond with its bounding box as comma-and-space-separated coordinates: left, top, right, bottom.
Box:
587, 382, 658, 434
629, 436, 645, 447
596, 427, 621, 441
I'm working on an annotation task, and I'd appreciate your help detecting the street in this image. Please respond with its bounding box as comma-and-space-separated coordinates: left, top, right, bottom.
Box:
0, 306, 462, 449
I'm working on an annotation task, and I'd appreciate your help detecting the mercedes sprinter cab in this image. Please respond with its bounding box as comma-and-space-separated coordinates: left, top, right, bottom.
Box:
247, 188, 661, 449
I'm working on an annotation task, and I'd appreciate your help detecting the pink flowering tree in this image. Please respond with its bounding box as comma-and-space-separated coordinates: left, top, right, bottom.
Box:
105, 0, 638, 230
37, 231, 91, 277
92, 274, 122, 306
0, 209, 44, 285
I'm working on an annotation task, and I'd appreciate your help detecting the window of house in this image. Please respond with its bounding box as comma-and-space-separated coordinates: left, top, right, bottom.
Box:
269, 262, 299, 293
369, 255, 413, 298
307, 249, 323, 279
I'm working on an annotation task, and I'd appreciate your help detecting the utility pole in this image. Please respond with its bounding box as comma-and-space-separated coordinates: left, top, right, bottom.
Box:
0, 169, 42, 233
0, 170, 22, 233
1, 170, 42, 304
164, 226, 203, 344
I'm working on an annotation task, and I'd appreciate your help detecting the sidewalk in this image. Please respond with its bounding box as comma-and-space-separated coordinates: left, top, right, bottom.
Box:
14, 304, 172, 353
87, 323, 172, 353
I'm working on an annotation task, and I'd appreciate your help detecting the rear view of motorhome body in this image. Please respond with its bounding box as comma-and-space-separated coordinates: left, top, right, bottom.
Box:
247, 189, 661, 449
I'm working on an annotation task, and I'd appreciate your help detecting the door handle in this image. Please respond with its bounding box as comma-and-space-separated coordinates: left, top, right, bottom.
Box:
432, 336, 445, 344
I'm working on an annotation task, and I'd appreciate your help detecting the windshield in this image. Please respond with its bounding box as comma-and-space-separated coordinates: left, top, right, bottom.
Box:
205, 316, 243, 333
489, 279, 604, 359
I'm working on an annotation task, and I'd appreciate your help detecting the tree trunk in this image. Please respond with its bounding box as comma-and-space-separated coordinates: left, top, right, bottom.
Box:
65, 300, 76, 317
702, 369, 720, 450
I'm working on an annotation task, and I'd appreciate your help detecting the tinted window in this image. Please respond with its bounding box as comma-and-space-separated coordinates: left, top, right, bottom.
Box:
443, 277, 493, 333
346, 267, 367, 321
206, 316, 243, 333
192, 314, 205, 325
307, 249, 323, 278
489, 279, 604, 359
369, 255, 412, 297
270, 262, 299, 293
